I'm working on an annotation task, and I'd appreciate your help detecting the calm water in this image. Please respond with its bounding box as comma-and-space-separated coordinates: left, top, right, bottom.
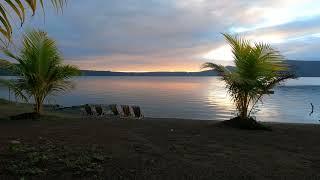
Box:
1, 76, 320, 124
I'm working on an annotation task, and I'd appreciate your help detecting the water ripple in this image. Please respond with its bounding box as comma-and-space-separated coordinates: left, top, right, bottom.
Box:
0, 76, 319, 124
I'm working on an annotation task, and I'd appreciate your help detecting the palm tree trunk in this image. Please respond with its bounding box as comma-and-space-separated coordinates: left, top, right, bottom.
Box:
34, 96, 43, 114
240, 93, 248, 120
240, 107, 248, 119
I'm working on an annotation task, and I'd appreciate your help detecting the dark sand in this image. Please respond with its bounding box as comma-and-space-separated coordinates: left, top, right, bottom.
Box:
0, 117, 319, 179
0, 100, 320, 179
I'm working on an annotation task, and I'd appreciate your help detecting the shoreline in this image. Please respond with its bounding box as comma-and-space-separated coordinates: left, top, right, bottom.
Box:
1, 117, 320, 179
1, 100, 320, 179
146, 117, 320, 126
0, 98, 319, 126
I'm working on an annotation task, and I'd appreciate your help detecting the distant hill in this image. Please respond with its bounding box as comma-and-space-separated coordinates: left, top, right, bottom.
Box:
80, 70, 219, 76
1, 60, 320, 77
0, 68, 14, 76
287, 60, 320, 77
81, 60, 320, 77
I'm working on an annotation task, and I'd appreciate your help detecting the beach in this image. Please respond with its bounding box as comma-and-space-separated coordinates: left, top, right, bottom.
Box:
0, 100, 319, 179
1, 1, 320, 179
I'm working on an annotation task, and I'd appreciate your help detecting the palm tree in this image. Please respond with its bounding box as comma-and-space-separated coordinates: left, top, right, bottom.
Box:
202, 33, 295, 121
0, 29, 80, 114
0, 0, 67, 47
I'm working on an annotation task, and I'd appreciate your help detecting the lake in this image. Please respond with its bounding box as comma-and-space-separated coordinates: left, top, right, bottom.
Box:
1, 76, 320, 124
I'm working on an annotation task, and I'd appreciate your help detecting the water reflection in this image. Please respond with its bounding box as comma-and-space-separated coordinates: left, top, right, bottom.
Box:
0, 76, 319, 124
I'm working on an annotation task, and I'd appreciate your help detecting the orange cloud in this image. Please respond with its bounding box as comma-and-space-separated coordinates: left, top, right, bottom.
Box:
67, 55, 205, 72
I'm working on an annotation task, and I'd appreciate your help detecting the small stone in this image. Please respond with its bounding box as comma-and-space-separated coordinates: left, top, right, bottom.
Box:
10, 140, 21, 144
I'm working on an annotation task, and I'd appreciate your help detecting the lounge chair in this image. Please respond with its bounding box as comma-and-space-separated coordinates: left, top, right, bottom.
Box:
129, 106, 135, 117
119, 105, 144, 119
131, 106, 144, 119
105, 104, 144, 120
121, 105, 131, 117
95, 105, 104, 116
102, 105, 113, 115
81, 104, 96, 120
81, 104, 106, 119
116, 104, 125, 117
84, 104, 94, 115
109, 104, 119, 116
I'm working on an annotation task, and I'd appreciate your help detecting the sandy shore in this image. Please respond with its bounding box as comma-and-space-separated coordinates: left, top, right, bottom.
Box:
0, 114, 319, 179
0, 99, 319, 179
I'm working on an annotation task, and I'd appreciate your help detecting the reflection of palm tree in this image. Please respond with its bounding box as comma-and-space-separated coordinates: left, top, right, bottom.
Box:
0, 30, 80, 114
203, 33, 295, 121
0, 0, 66, 47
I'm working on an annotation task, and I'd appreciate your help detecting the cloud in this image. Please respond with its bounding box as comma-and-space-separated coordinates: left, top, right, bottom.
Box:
6, 0, 320, 71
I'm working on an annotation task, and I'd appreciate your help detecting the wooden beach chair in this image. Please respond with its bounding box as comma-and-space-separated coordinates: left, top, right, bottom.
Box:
109, 104, 121, 117
116, 104, 125, 118
131, 106, 144, 119
120, 105, 144, 120
108, 104, 144, 120
102, 105, 113, 116
81, 104, 107, 120
121, 105, 132, 119
81, 104, 95, 120
85, 104, 94, 115
95, 105, 104, 116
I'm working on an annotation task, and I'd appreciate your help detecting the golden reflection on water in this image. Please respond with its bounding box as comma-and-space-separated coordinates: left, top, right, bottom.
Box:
0, 76, 319, 123
205, 79, 234, 110
204, 78, 282, 120
75, 77, 283, 120
75, 77, 204, 92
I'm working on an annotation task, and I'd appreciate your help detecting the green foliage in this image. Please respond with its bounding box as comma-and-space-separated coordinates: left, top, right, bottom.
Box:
0, 0, 67, 47
203, 33, 295, 120
0, 29, 80, 114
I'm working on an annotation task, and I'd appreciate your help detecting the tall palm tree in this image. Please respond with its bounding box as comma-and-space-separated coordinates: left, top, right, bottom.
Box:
0, 29, 80, 114
203, 33, 295, 121
0, 0, 67, 47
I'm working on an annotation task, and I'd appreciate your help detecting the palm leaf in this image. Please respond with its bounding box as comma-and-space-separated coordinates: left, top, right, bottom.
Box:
202, 33, 295, 120
202, 62, 231, 76
0, 79, 29, 102
0, 0, 67, 47
0, 29, 80, 113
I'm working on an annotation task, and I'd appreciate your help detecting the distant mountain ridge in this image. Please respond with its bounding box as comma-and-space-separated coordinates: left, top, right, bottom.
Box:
1, 60, 320, 77
80, 70, 220, 76
80, 60, 320, 77
286, 60, 320, 77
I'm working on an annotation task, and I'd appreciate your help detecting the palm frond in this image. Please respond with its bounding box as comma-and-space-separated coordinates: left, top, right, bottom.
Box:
1, 29, 80, 113
204, 33, 295, 119
0, 0, 67, 47
0, 79, 29, 102
0, 58, 13, 68
202, 62, 231, 76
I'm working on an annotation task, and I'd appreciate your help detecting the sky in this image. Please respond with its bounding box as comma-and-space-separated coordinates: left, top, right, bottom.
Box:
10, 0, 320, 72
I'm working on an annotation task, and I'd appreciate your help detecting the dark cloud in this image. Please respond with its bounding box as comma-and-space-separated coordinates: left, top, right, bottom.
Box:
7, 0, 320, 71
